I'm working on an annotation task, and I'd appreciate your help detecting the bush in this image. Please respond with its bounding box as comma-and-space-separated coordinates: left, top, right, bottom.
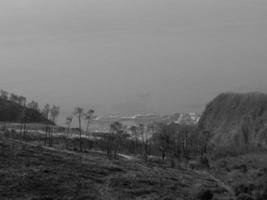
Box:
237, 193, 254, 200
196, 189, 214, 200
234, 182, 256, 196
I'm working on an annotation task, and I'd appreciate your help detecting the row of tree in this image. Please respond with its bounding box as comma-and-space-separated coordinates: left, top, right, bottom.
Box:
1, 89, 211, 164
101, 121, 210, 165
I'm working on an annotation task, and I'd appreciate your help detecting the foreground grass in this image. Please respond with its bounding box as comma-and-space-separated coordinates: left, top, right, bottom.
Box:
0, 134, 231, 200
211, 153, 267, 200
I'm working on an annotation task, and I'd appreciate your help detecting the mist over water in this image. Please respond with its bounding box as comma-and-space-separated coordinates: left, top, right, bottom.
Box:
1, 0, 267, 125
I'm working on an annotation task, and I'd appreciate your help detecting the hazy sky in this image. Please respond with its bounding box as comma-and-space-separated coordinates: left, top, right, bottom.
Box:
1, 0, 267, 124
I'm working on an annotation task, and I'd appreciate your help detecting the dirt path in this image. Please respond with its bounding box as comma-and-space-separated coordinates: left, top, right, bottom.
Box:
196, 170, 236, 200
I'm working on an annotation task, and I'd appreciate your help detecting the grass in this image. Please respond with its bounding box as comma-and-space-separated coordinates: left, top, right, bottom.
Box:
210, 153, 267, 200
0, 133, 232, 200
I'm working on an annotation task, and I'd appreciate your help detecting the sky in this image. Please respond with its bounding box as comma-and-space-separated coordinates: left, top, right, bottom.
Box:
0, 0, 267, 124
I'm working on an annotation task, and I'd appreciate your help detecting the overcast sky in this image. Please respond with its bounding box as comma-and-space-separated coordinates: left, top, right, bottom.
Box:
1, 0, 267, 124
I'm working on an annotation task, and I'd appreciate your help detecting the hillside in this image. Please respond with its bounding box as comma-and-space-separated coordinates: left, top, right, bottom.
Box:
0, 98, 53, 125
199, 92, 267, 147
0, 135, 232, 200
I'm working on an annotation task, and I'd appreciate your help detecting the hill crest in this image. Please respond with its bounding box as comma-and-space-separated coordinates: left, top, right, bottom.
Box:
199, 92, 267, 147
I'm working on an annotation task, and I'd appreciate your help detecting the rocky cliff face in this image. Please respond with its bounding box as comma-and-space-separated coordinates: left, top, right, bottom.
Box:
198, 92, 267, 147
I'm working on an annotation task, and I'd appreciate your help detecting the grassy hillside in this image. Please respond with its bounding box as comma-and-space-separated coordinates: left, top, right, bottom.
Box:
0, 98, 53, 125
0, 135, 232, 200
199, 92, 267, 147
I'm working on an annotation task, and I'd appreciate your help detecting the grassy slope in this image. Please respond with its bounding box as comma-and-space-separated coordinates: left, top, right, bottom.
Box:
0, 135, 231, 200
211, 153, 267, 199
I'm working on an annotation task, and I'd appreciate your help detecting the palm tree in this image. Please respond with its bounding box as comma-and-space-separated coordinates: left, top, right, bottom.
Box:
74, 107, 84, 152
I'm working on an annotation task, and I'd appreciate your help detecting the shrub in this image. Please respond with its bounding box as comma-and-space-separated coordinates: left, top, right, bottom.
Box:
196, 189, 214, 200
237, 193, 254, 200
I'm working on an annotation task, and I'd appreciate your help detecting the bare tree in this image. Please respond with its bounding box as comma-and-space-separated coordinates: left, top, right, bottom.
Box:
139, 123, 149, 162
65, 115, 73, 134
84, 109, 96, 137
200, 130, 211, 156
130, 125, 138, 153
20, 101, 27, 141
107, 121, 124, 159
153, 122, 181, 166
50, 105, 60, 123
74, 107, 84, 152
46, 105, 60, 147
42, 104, 50, 120
153, 122, 169, 162
240, 115, 252, 151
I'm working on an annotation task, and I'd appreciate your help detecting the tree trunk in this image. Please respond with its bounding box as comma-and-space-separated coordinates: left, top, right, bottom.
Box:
79, 115, 82, 152
49, 127, 53, 147
44, 126, 48, 145
68, 125, 70, 135
86, 121, 90, 137
135, 131, 138, 153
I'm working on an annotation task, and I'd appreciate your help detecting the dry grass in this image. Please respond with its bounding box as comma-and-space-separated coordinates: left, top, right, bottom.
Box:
0, 135, 231, 200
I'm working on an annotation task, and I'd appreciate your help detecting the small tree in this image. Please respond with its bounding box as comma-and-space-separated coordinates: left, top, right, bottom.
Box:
139, 123, 150, 162
74, 107, 84, 152
240, 115, 252, 152
153, 122, 179, 166
130, 125, 138, 153
42, 104, 50, 120
84, 109, 96, 137
65, 115, 73, 134
107, 121, 124, 159
46, 105, 60, 146
20, 102, 27, 141
50, 105, 60, 123
200, 130, 211, 155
